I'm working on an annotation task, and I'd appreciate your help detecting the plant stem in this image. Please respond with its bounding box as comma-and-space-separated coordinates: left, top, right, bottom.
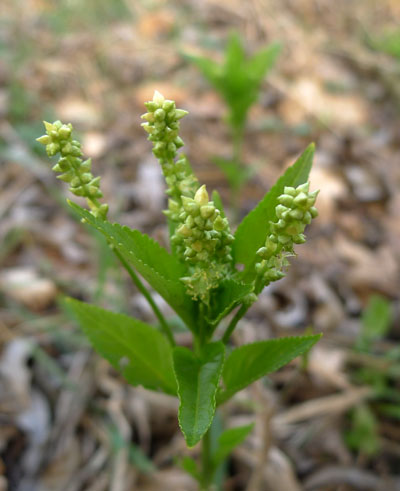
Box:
201, 427, 212, 490
222, 303, 250, 344
112, 248, 175, 346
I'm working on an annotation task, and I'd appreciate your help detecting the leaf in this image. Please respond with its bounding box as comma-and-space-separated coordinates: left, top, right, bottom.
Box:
218, 334, 321, 404
180, 457, 200, 482
212, 423, 254, 469
184, 54, 221, 88
206, 279, 254, 327
233, 144, 315, 279
65, 298, 177, 395
247, 43, 281, 81
173, 342, 225, 447
68, 202, 196, 329
357, 295, 392, 351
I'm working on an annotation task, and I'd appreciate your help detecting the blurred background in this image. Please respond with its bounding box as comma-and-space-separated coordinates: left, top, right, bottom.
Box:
1, 0, 400, 490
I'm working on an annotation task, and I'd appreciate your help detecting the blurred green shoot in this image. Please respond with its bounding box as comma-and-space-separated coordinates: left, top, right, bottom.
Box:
186, 33, 281, 214
368, 28, 400, 60
356, 294, 392, 352
345, 295, 394, 457
345, 404, 380, 457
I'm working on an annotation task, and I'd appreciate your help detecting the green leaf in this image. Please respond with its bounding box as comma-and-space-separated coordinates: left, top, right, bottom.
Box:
184, 54, 221, 88
357, 295, 392, 351
233, 144, 315, 279
206, 279, 254, 327
180, 457, 201, 482
65, 298, 177, 395
173, 342, 225, 447
186, 35, 279, 134
345, 405, 380, 456
212, 423, 254, 469
68, 202, 196, 329
218, 334, 321, 404
247, 43, 281, 81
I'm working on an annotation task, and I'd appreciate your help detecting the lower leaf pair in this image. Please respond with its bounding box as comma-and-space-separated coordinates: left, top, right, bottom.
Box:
65, 298, 321, 448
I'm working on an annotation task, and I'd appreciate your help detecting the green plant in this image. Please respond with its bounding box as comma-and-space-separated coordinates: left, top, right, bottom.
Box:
345, 294, 395, 457
37, 91, 320, 489
186, 33, 281, 211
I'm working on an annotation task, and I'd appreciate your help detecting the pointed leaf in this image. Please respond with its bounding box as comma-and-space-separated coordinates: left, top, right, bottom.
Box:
206, 279, 254, 327
68, 202, 196, 329
233, 144, 315, 278
218, 334, 321, 404
212, 423, 254, 469
65, 298, 177, 395
247, 43, 281, 81
173, 342, 225, 447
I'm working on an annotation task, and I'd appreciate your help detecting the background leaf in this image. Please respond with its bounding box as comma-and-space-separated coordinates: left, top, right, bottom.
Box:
212, 423, 254, 469
233, 144, 315, 279
218, 334, 321, 404
65, 298, 177, 395
357, 295, 392, 352
173, 342, 225, 447
69, 202, 196, 329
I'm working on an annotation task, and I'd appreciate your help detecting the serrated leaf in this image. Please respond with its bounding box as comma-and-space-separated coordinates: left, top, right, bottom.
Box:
206, 279, 253, 327
212, 423, 254, 469
68, 202, 196, 329
65, 298, 177, 395
218, 334, 321, 404
233, 144, 315, 279
173, 342, 225, 447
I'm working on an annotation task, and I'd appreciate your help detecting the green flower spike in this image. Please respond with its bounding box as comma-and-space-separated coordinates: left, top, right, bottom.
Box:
37, 121, 108, 219
176, 184, 234, 302
255, 182, 318, 288
141, 91, 199, 222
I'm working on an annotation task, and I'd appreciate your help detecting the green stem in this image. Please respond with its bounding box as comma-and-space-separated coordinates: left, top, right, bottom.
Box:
113, 248, 175, 347
230, 126, 244, 221
222, 303, 250, 344
201, 427, 212, 490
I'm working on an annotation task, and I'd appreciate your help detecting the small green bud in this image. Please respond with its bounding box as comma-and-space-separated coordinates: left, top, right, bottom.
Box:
278, 194, 294, 207
80, 159, 91, 172
43, 121, 54, 133
213, 215, 226, 231
58, 124, 72, 139
194, 185, 209, 206
175, 109, 189, 120
46, 143, 60, 156
293, 192, 308, 207
177, 224, 192, 237
57, 171, 74, 182
153, 90, 165, 105
162, 100, 175, 111
200, 205, 215, 219
283, 186, 296, 196
36, 135, 51, 145
154, 108, 166, 121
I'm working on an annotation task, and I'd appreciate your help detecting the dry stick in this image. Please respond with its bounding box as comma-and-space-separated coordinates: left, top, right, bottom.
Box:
273, 386, 372, 428
246, 383, 274, 491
